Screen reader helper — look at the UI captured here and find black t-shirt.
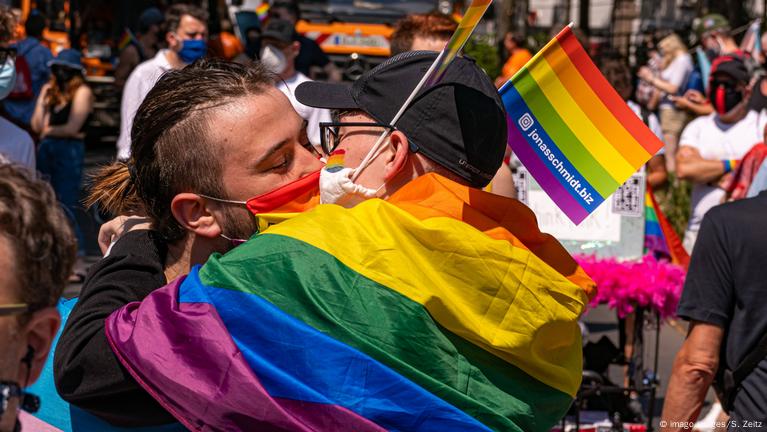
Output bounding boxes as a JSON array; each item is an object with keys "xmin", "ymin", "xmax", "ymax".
[
  {"xmin": 295, "ymin": 35, "xmax": 330, "ymax": 77},
  {"xmin": 677, "ymin": 192, "xmax": 767, "ymax": 426},
  {"xmin": 53, "ymin": 230, "xmax": 175, "ymax": 426}
]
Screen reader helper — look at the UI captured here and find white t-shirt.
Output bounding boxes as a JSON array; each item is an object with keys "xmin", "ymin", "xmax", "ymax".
[
  {"xmin": 116, "ymin": 50, "xmax": 173, "ymax": 160},
  {"xmin": 680, "ymin": 110, "xmax": 766, "ymax": 232},
  {"xmin": 659, "ymin": 53, "xmax": 693, "ymax": 108},
  {"xmin": 0, "ymin": 117, "xmax": 35, "ymax": 169},
  {"xmin": 277, "ymin": 72, "xmax": 331, "ymax": 152},
  {"xmin": 628, "ymin": 100, "xmax": 664, "ymax": 143}
]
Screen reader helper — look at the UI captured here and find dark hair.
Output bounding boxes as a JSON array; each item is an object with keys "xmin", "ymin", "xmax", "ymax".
[
  {"xmin": 270, "ymin": 1, "xmax": 301, "ymax": 22},
  {"xmin": 164, "ymin": 3, "xmax": 208, "ymax": 35},
  {"xmin": 0, "ymin": 6, "xmax": 14, "ymax": 42},
  {"xmin": 24, "ymin": 11, "xmax": 46, "ymax": 39},
  {"xmin": 0, "ymin": 164, "xmax": 76, "ymax": 313},
  {"xmin": 599, "ymin": 55, "xmax": 633, "ymax": 101},
  {"xmin": 390, "ymin": 12, "xmax": 456, "ymax": 56},
  {"xmin": 88, "ymin": 59, "xmax": 274, "ymax": 242}
]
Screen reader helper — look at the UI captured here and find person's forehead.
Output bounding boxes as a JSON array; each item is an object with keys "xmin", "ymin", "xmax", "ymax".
[
  {"xmin": 179, "ymin": 14, "xmax": 207, "ymax": 31},
  {"xmin": 209, "ymin": 89, "xmax": 301, "ymax": 152}
]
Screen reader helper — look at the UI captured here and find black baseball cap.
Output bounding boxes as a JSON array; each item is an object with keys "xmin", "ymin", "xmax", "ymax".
[
  {"xmin": 261, "ymin": 19, "xmax": 296, "ymax": 44},
  {"xmin": 295, "ymin": 51, "xmax": 508, "ymax": 188},
  {"xmin": 710, "ymin": 55, "xmax": 750, "ymax": 84}
]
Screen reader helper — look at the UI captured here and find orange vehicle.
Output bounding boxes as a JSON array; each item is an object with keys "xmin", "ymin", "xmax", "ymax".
[{"xmin": 294, "ymin": 0, "xmax": 458, "ymax": 80}]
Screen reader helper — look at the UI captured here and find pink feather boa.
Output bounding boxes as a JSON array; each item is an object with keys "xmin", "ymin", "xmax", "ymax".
[{"xmin": 575, "ymin": 254, "xmax": 686, "ymax": 319}]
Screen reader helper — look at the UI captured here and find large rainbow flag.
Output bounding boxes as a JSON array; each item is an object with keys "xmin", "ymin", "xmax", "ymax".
[
  {"xmin": 500, "ymin": 26, "xmax": 665, "ymax": 224},
  {"xmin": 105, "ymin": 173, "xmax": 595, "ymax": 431}
]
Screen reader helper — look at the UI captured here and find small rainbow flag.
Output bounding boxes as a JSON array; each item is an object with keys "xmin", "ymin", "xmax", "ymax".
[
  {"xmin": 425, "ymin": 0, "xmax": 492, "ymax": 86},
  {"xmin": 117, "ymin": 28, "xmax": 136, "ymax": 51},
  {"xmin": 256, "ymin": 2, "xmax": 270, "ymax": 23},
  {"xmin": 324, "ymin": 149, "xmax": 345, "ymax": 173},
  {"xmin": 644, "ymin": 184, "xmax": 689, "ymax": 268},
  {"xmin": 500, "ymin": 25, "xmax": 664, "ymax": 224}
]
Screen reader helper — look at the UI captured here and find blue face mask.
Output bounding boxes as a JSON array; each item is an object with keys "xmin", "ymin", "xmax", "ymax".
[
  {"xmin": 178, "ymin": 39, "xmax": 207, "ymax": 64},
  {"xmin": 0, "ymin": 58, "xmax": 16, "ymax": 100}
]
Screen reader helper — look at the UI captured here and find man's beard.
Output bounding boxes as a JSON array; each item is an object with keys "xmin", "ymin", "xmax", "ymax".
[{"xmin": 220, "ymin": 205, "xmax": 260, "ymax": 242}]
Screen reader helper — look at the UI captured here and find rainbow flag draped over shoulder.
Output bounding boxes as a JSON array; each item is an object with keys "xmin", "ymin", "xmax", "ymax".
[
  {"xmin": 644, "ymin": 184, "xmax": 689, "ymax": 268},
  {"xmin": 105, "ymin": 174, "xmax": 595, "ymax": 431},
  {"xmin": 500, "ymin": 26, "xmax": 664, "ymax": 224},
  {"xmin": 117, "ymin": 28, "xmax": 137, "ymax": 51}
]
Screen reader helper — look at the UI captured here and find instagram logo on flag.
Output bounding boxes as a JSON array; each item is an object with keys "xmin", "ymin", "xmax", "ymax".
[{"xmin": 518, "ymin": 113, "xmax": 534, "ymax": 131}]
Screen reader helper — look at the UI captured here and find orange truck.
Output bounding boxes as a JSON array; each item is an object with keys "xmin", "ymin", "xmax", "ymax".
[
  {"xmin": 229, "ymin": 0, "xmax": 459, "ymax": 80},
  {"xmin": 295, "ymin": 0, "xmax": 455, "ymax": 79}
]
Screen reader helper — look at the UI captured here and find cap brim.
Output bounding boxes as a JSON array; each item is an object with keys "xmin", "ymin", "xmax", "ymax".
[
  {"xmin": 47, "ymin": 60, "xmax": 84, "ymax": 71},
  {"xmin": 295, "ymin": 81, "xmax": 358, "ymax": 110}
]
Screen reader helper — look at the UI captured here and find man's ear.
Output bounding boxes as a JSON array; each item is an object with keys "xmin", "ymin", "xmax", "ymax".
[
  {"xmin": 19, "ymin": 308, "xmax": 60, "ymax": 384},
  {"xmin": 170, "ymin": 193, "xmax": 223, "ymax": 239},
  {"xmin": 384, "ymin": 131, "xmax": 409, "ymax": 181}
]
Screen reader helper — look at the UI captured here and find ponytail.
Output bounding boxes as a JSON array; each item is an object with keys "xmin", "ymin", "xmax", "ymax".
[{"xmin": 85, "ymin": 161, "xmax": 145, "ymax": 216}]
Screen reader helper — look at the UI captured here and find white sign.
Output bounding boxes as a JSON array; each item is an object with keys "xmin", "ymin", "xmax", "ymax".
[{"xmin": 528, "ymin": 190, "xmax": 622, "ymax": 243}]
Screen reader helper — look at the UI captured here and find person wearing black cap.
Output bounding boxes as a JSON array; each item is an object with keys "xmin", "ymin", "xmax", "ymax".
[
  {"xmin": 296, "ymin": 51, "xmax": 508, "ymax": 205},
  {"xmin": 676, "ymin": 55, "xmax": 766, "ymax": 253},
  {"xmin": 260, "ymin": 18, "xmax": 330, "ymax": 152}
]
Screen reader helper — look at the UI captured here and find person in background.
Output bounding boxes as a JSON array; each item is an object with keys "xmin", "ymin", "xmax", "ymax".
[
  {"xmin": 116, "ymin": 4, "xmax": 208, "ymax": 160},
  {"xmin": 0, "ymin": 6, "xmax": 34, "ymax": 169},
  {"xmin": 269, "ymin": 1, "xmax": 342, "ymax": 82},
  {"xmin": 1, "ymin": 10, "xmax": 52, "ymax": 130},
  {"xmin": 113, "ymin": 7, "xmax": 164, "ymax": 89},
  {"xmin": 661, "ymin": 187, "xmax": 767, "ymax": 431},
  {"xmin": 30, "ymin": 49, "xmax": 93, "ymax": 263},
  {"xmin": 675, "ymin": 56, "xmax": 765, "ymax": 253},
  {"xmin": 638, "ymin": 33, "xmax": 693, "ymax": 172},
  {"xmin": 601, "ymin": 56, "xmax": 667, "ymax": 188},
  {"xmin": 495, "ymin": 31, "xmax": 532, "ymax": 88},
  {"xmin": 0, "ymin": 163, "xmax": 76, "ymax": 432},
  {"xmin": 260, "ymin": 18, "xmax": 330, "ymax": 152},
  {"xmin": 389, "ymin": 11, "xmax": 456, "ymax": 55}
]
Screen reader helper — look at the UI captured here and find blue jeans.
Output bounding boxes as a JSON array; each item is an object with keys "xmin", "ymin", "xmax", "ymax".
[{"xmin": 37, "ymin": 137, "xmax": 85, "ymax": 253}]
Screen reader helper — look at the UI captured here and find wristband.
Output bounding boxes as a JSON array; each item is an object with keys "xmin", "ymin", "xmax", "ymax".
[{"xmin": 723, "ymin": 159, "xmax": 738, "ymax": 173}]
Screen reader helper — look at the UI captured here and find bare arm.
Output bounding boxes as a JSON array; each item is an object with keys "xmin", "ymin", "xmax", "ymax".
[
  {"xmin": 676, "ymin": 146, "xmax": 728, "ymax": 184},
  {"xmin": 44, "ymin": 86, "xmax": 94, "ymax": 138},
  {"xmin": 114, "ymin": 46, "xmax": 139, "ymax": 89},
  {"xmin": 30, "ymin": 83, "xmax": 50, "ymax": 134},
  {"xmin": 647, "ymin": 154, "xmax": 668, "ymax": 189},
  {"xmin": 661, "ymin": 321, "xmax": 723, "ymax": 431},
  {"xmin": 324, "ymin": 62, "xmax": 343, "ymax": 82}
]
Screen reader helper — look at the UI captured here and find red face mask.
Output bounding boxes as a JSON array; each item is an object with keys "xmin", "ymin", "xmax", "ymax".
[{"xmin": 199, "ymin": 170, "xmax": 321, "ymax": 241}]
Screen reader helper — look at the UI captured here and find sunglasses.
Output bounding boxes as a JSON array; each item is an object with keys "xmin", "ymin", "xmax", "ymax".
[
  {"xmin": 0, "ymin": 47, "xmax": 17, "ymax": 65},
  {"xmin": 0, "ymin": 304, "xmax": 28, "ymax": 317}
]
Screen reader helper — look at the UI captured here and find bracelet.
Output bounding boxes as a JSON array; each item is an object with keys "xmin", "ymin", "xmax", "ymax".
[{"xmin": 723, "ymin": 159, "xmax": 739, "ymax": 173}]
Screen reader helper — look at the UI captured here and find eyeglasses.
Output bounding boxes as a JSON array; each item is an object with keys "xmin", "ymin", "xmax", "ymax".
[
  {"xmin": 319, "ymin": 122, "xmax": 395, "ymax": 155},
  {"xmin": 0, "ymin": 47, "xmax": 17, "ymax": 65},
  {"xmin": 0, "ymin": 304, "xmax": 28, "ymax": 317},
  {"xmin": 0, "ymin": 381, "xmax": 22, "ymax": 417}
]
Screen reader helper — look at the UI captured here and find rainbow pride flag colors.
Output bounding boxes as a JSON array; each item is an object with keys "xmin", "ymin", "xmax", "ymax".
[
  {"xmin": 426, "ymin": 0, "xmax": 492, "ymax": 86},
  {"xmin": 117, "ymin": 28, "xmax": 136, "ymax": 51},
  {"xmin": 106, "ymin": 174, "xmax": 595, "ymax": 431},
  {"xmin": 644, "ymin": 185, "xmax": 689, "ymax": 268},
  {"xmin": 500, "ymin": 26, "xmax": 664, "ymax": 224},
  {"xmin": 256, "ymin": 2, "xmax": 270, "ymax": 22}
]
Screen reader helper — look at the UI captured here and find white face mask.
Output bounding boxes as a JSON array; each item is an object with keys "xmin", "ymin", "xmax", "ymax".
[
  {"xmin": 318, "ymin": 129, "xmax": 392, "ymax": 206},
  {"xmin": 259, "ymin": 45, "xmax": 287, "ymax": 75},
  {"xmin": 0, "ymin": 57, "xmax": 16, "ymax": 100}
]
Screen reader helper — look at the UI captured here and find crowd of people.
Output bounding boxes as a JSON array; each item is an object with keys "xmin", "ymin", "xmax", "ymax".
[{"xmin": 1, "ymin": 1, "xmax": 767, "ymax": 431}]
